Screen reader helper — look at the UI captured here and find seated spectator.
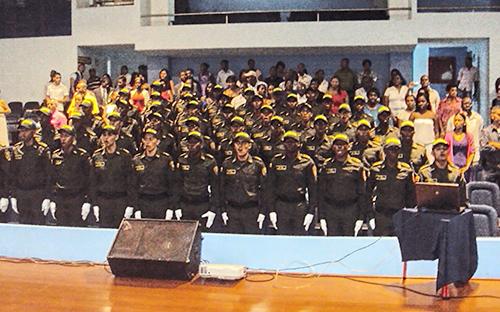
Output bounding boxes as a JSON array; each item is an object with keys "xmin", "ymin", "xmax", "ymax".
[{"xmin": 46, "ymin": 99, "xmax": 67, "ymax": 130}]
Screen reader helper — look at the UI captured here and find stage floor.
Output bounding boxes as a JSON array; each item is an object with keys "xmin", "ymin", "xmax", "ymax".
[{"xmin": 1, "ymin": 260, "xmax": 499, "ymax": 311}]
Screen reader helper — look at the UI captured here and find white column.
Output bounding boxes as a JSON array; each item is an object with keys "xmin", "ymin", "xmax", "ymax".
[{"xmin": 388, "ymin": 0, "xmax": 412, "ymax": 20}]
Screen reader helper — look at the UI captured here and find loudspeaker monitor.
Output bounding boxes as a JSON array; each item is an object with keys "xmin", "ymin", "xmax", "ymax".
[{"xmin": 107, "ymin": 219, "xmax": 202, "ymax": 280}]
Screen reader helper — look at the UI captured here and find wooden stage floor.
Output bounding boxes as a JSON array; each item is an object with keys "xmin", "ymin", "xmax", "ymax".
[{"xmin": 1, "ymin": 260, "xmax": 499, "ymax": 311}]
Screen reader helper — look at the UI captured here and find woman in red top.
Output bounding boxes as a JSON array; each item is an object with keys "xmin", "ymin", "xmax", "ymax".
[
  {"xmin": 129, "ymin": 74, "xmax": 149, "ymax": 113},
  {"xmin": 326, "ymin": 76, "xmax": 349, "ymax": 114},
  {"xmin": 159, "ymin": 68, "xmax": 175, "ymax": 102}
]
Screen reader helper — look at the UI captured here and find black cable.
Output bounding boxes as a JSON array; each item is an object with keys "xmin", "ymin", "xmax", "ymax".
[{"xmin": 342, "ymin": 276, "xmax": 500, "ymax": 300}]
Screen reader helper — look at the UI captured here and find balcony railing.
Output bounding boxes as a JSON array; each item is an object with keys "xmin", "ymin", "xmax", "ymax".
[
  {"xmin": 418, "ymin": 0, "xmax": 500, "ymax": 13},
  {"xmin": 141, "ymin": 7, "xmax": 412, "ymax": 25}
]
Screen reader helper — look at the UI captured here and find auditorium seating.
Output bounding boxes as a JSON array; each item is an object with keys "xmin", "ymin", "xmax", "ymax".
[
  {"xmin": 469, "ymin": 204, "xmax": 498, "ymax": 236},
  {"xmin": 467, "ymin": 181, "xmax": 500, "ymax": 215}
]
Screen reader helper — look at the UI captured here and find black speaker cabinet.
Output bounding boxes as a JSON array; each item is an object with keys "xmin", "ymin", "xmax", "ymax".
[{"xmin": 107, "ymin": 219, "xmax": 202, "ymax": 280}]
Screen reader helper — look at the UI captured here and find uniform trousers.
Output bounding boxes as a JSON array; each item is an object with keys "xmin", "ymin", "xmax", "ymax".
[
  {"xmin": 275, "ymin": 200, "xmax": 308, "ymax": 236},
  {"xmin": 54, "ymin": 193, "xmax": 86, "ymax": 227},
  {"xmin": 374, "ymin": 208, "xmax": 399, "ymax": 236},
  {"xmin": 16, "ymin": 189, "xmax": 46, "ymax": 225},
  {"xmin": 138, "ymin": 195, "xmax": 170, "ymax": 219},
  {"xmin": 225, "ymin": 204, "xmax": 260, "ymax": 234},
  {"xmin": 96, "ymin": 195, "xmax": 127, "ymax": 228},
  {"xmin": 324, "ymin": 202, "xmax": 358, "ymax": 236}
]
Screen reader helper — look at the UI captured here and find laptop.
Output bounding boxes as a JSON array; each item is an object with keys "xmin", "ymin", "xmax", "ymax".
[{"xmin": 415, "ymin": 182, "xmax": 460, "ymax": 212}]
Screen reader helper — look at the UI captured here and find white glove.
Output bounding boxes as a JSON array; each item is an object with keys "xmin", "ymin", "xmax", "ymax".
[
  {"xmin": 81, "ymin": 203, "xmax": 91, "ymax": 221},
  {"xmin": 269, "ymin": 212, "xmax": 278, "ymax": 230},
  {"xmin": 0, "ymin": 198, "xmax": 9, "ymax": 213},
  {"xmin": 221, "ymin": 212, "xmax": 228, "ymax": 226},
  {"xmin": 303, "ymin": 213, "xmax": 314, "ymax": 231},
  {"xmin": 257, "ymin": 213, "xmax": 265, "ymax": 229},
  {"xmin": 165, "ymin": 209, "xmax": 173, "ymax": 220},
  {"xmin": 175, "ymin": 209, "xmax": 182, "ymax": 220},
  {"xmin": 134, "ymin": 210, "xmax": 142, "ymax": 219},
  {"xmin": 201, "ymin": 210, "xmax": 216, "ymax": 229},
  {"xmin": 369, "ymin": 218, "xmax": 376, "ymax": 230},
  {"xmin": 49, "ymin": 201, "xmax": 57, "ymax": 220},
  {"xmin": 93, "ymin": 206, "xmax": 100, "ymax": 222},
  {"xmin": 124, "ymin": 206, "xmax": 134, "ymax": 218},
  {"xmin": 10, "ymin": 198, "xmax": 19, "ymax": 214},
  {"xmin": 320, "ymin": 219, "xmax": 328, "ymax": 236},
  {"xmin": 354, "ymin": 220, "xmax": 364, "ymax": 237},
  {"xmin": 41, "ymin": 199, "xmax": 51, "ymax": 216}
]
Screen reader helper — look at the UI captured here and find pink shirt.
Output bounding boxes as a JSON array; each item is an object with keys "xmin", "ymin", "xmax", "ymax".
[{"xmin": 50, "ymin": 110, "xmax": 67, "ymax": 130}]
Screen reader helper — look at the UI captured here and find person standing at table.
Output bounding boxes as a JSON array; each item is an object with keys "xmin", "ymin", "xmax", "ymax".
[
  {"xmin": 365, "ymin": 137, "xmax": 416, "ymax": 236},
  {"xmin": 318, "ymin": 133, "xmax": 364, "ymax": 236},
  {"xmin": 418, "ymin": 139, "xmax": 467, "ymax": 209},
  {"xmin": 220, "ymin": 132, "xmax": 267, "ymax": 234},
  {"xmin": 266, "ymin": 131, "xmax": 317, "ymax": 235}
]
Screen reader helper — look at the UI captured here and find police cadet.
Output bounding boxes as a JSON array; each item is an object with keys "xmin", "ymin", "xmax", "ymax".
[
  {"xmin": 0, "ymin": 146, "xmax": 11, "ymax": 222},
  {"xmin": 256, "ymin": 116, "xmax": 285, "ymax": 166},
  {"xmin": 373, "ymin": 106, "xmax": 399, "ymax": 145},
  {"xmin": 418, "ymin": 139, "xmax": 467, "ymax": 208},
  {"xmin": 330, "ymin": 103, "xmax": 355, "ymax": 140},
  {"xmin": 9, "ymin": 119, "xmax": 52, "ymax": 225},
  {"xmin": 49, "ymin": 125, "xmax": 90, "ymax": 227},
  {"xmin": 364, "ymin": 137, "xmax": 416, "ymax": 236},
  {"xmin": 399, "ymin": 120, "xmax": 428, "ymax": 173},
  {"xmin": 89, "ymin": 124, "xmax": 135, "ymax": 228},
  {"xmin": 301, "ymin": 115, "xmax": 333, "ymax": 166},
  {"xmin": 349, "ymin": 119, "xmax": 381, "ymax": 168},
  {"xmin": 107, "ymin": 111, "xmax": 138, "ymax": 155},
  {"xmin": 220, "ymin": 132, "xmax": 267, "ymax": 234},
  {"xmin": 292, "ymin": 102, "xmax": 315, "ymax": 140},
  {"xmin": 267, "ymin": 131, "xmax": 317, "ymax": 235},
  {"xmin": 318, "ymin": 133, "xmax": 365, "ymax": 236},
  {"xmin": 351, "ymin": 95, "xmax": 374, "ymax": 126},
  {"xmin": 38, "ymin": 107, "xmax": 57, "ymax": 150},
  {"xmin": 218, "ymin": 116, "xmax": 246, "ymax": 162},
  {"xmin": 69, "ymin": 112, "xmax": 98, "ymax": 154},
  {"xmin": 131, "ymin": 128, "xmax": 178, "ymax": 220},
  {"xmin": 175, "ymin": 131, "xmax": 219, "ymax": 230}
]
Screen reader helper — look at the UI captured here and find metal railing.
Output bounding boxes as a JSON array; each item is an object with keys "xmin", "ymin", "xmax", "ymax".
[
  {"xmin": 87, "ymin": 0, "xmax": 134, "ymax": 8},
  {"xmin": 418, "ymin": 5, "xmax": 500, "ymax": 12},
  {"xmin": 141, "ymin": 7, "xmax": 411, "ymax": 25}
]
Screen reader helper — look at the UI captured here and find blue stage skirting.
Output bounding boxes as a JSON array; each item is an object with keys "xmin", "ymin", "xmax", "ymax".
[{"xmin": 0, "ymin": 223, "xmax": 498, "ymax": 278}]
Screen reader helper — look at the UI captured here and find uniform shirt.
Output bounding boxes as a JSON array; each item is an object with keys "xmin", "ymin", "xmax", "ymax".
[
  {"xmin": 75, "ymin": 128, "xmax": 98, "ymax": 154},
  {"xmin": 116, "ymin": 132, "xmax": 138, "ymax": 155},
  {"xmin": 330, "ymin": 121, "xmax": 356, "ymax": 141},
  {"xmin": 10, "ymin": 140, "xmax": 51, "ymax": 194},
  {"xmin": 0, "ymin": 148, "xmax": 11, "ymax": 197},
  {"xmin": 399, "ymin": 141, "xmax": 428, "ymax": 173},
  {"xmin": 367, "ymin": 161, "xmax": 416, "ymax": 214},
  {"xmin": 318, "ymin": 156, "xmax": 365, "ymax": 219},
  {"xmin": 220, "ymin": 155, "xmax": 267, "ymax": 212},
  {"xmin": 301, "ymin": 133, "xmax": 333, "ymax": 166},
  {"xmin": 267, "ymin": 153, "xmax": 317, "ymax": 213},
  {"xmin": 255, "ymin": 134, "xmax": 285, "ymax": 166},
  {"xmin": 418, "ymin": 162, "xmax": 467, "ymax": 207},
  {"xmin": 49, "ymin": 147, "xmax": 90, "ymax": 195},
  {"xmin": 175, "ymin": 152, "xmax": 219, "ymax": 209},
  {"xmin": 89, "ymin": 147, "xmax": 133, "ymax": 202},
  {"xmin": 131, "ymin": 151, "xmax": 176, "ymax": 206}
]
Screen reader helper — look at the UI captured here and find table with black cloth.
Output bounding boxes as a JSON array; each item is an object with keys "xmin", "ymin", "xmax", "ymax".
[{"xmin": 393, "ymin": 208, "xmax": 478, "ymax": 291}]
